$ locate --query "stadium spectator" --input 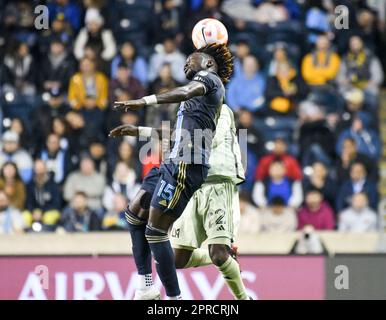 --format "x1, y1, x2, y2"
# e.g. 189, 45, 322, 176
81, 43, 110, 75
221, 0, 298, 24
68, 57, 108, 110
297, 188, 335, 231
60, 191, 101, 232
9, 118, 31, 152
39, 133, 72, 185
38, 12, 74, 56
252, 159, 303, 208
304, 0, 333, 44
108, 140, 140, 181
103, 161, 139, 211
102, 193, 128, 231
238, 192, 261, 235
148, 35, 186, 83
265, 45, 308, 115
255, 137, 302, 181
0, 131, 33, 183
303, 162, 336, 209
301, 34, 340, 87
63, 156, 106, 211
0, 162, 26, 211
110, 41, 148, 85
237, 108, 265, 192
336, 111, 381, 160
227, 55, 266, 112
337, 35, 383, 101
23, 160, 61, 232
298, 102, 335, 167
1, 0, 35, 42
150, 62, 181, 97
335, 137, 378, 183
64, 111, 92, 153
109, 62, 145, 106
147, 63, 181, 126
0, 190, 24, 235
338, 192, 377, 232
260, 196, 297, 232
267, 43, 296, 76
73, 8, 117, 62
78, 95, 106, 146
51, 117, 72, 154
106, 111, 141, 176
154, 0, 184, 44
221, 0, 257, 22
232, 40, 251, 78
334, 88, 373, 134
336, 162, 378, 212
32, 88, 70, 153
47, 0, 82, 31
39, 37, 76, 93
1, 41, 37, 105
88, 139, 107, 176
